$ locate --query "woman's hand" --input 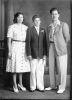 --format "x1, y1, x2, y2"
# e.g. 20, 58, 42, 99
28, 56, 32, 61
8, 38, 12, 59
8, 51, 12, 59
